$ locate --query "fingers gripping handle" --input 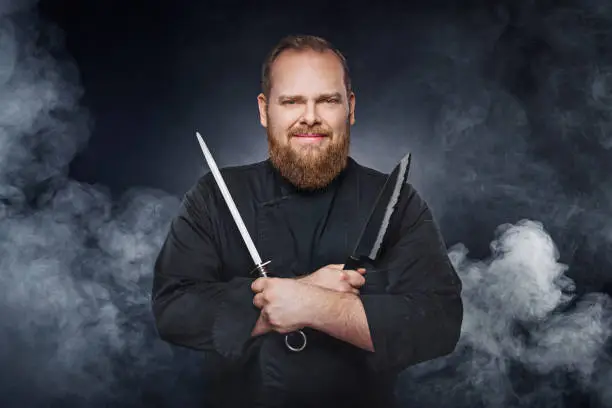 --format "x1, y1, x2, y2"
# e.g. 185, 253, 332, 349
343, 255, 367, 271
250, 261, 307, 352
